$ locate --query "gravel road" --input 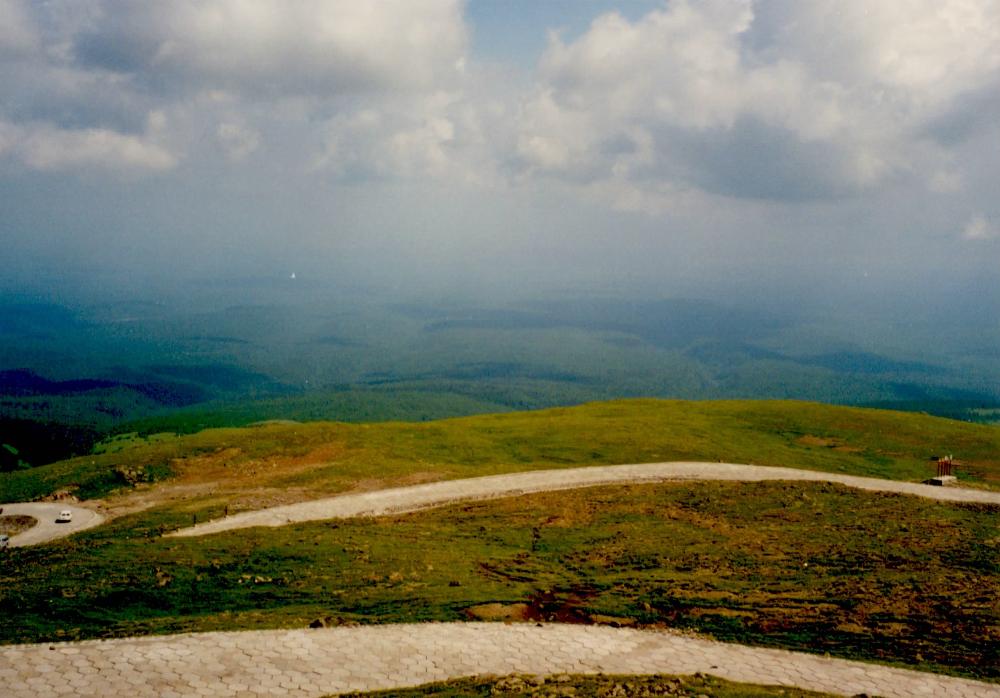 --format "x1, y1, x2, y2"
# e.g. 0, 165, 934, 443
169, 461, 1000, 538
0, 502, 104, 547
